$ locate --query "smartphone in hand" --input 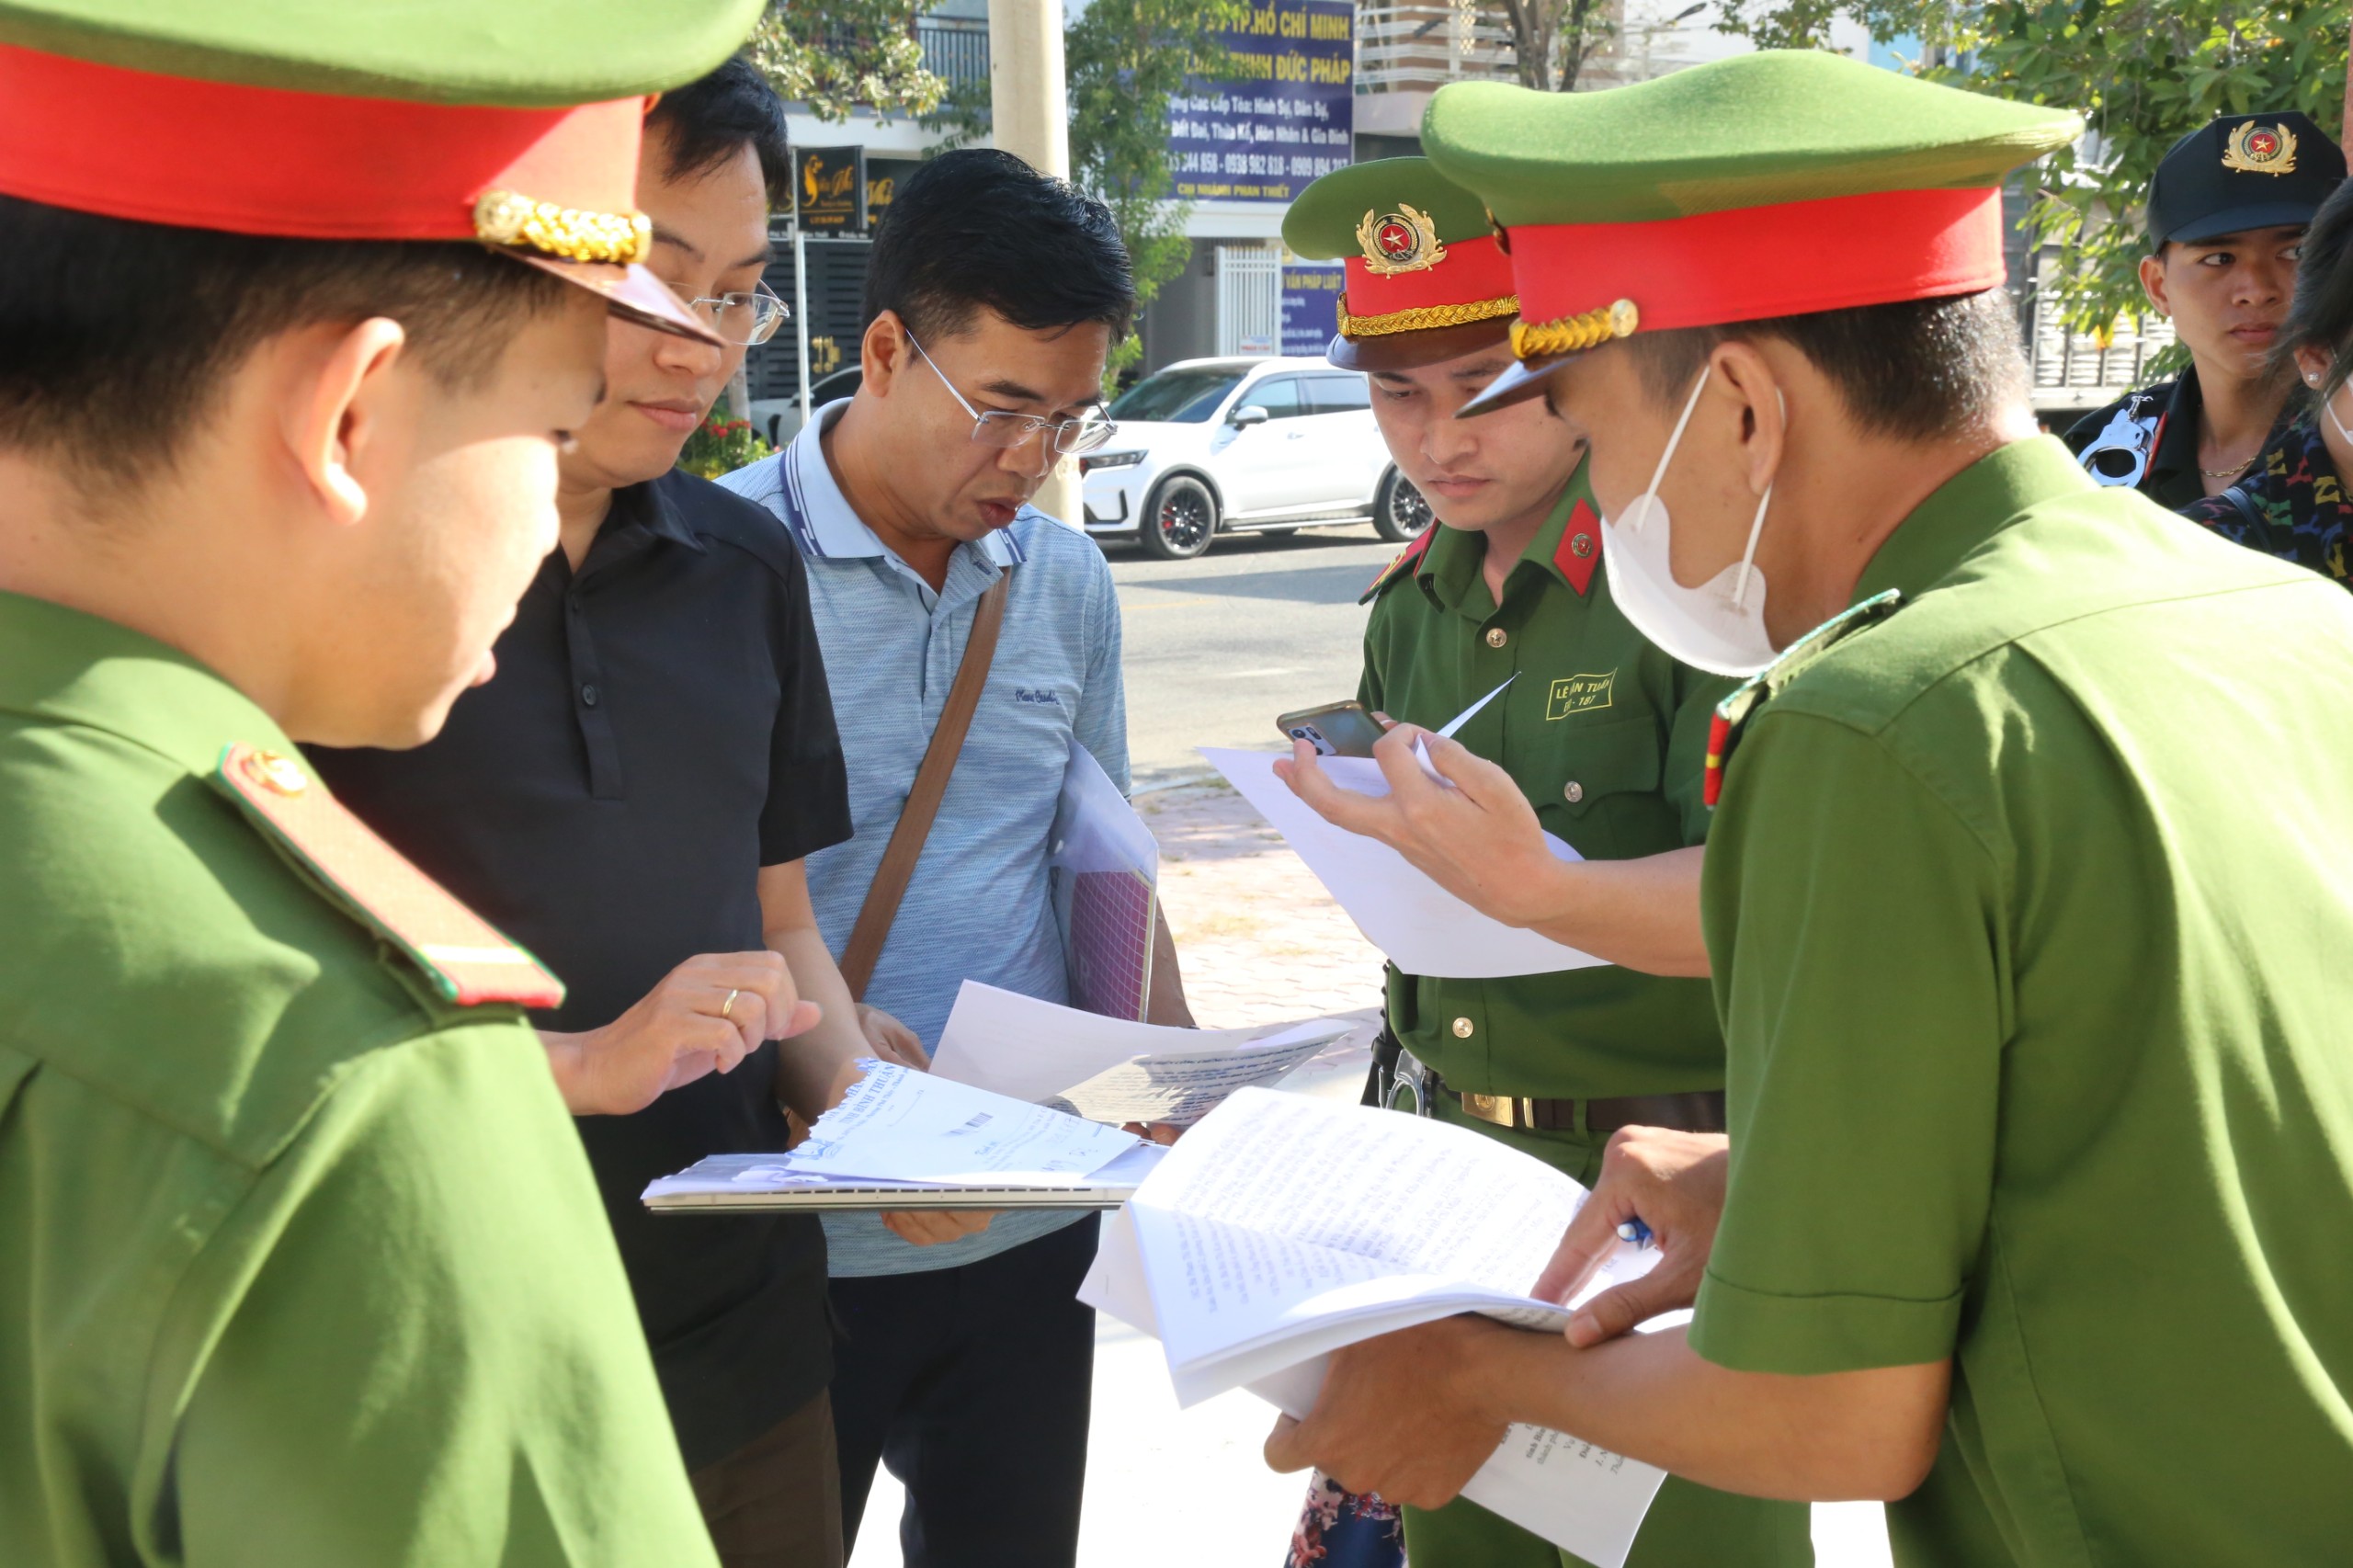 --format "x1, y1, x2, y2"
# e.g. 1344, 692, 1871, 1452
1275, 700, 1386, 758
